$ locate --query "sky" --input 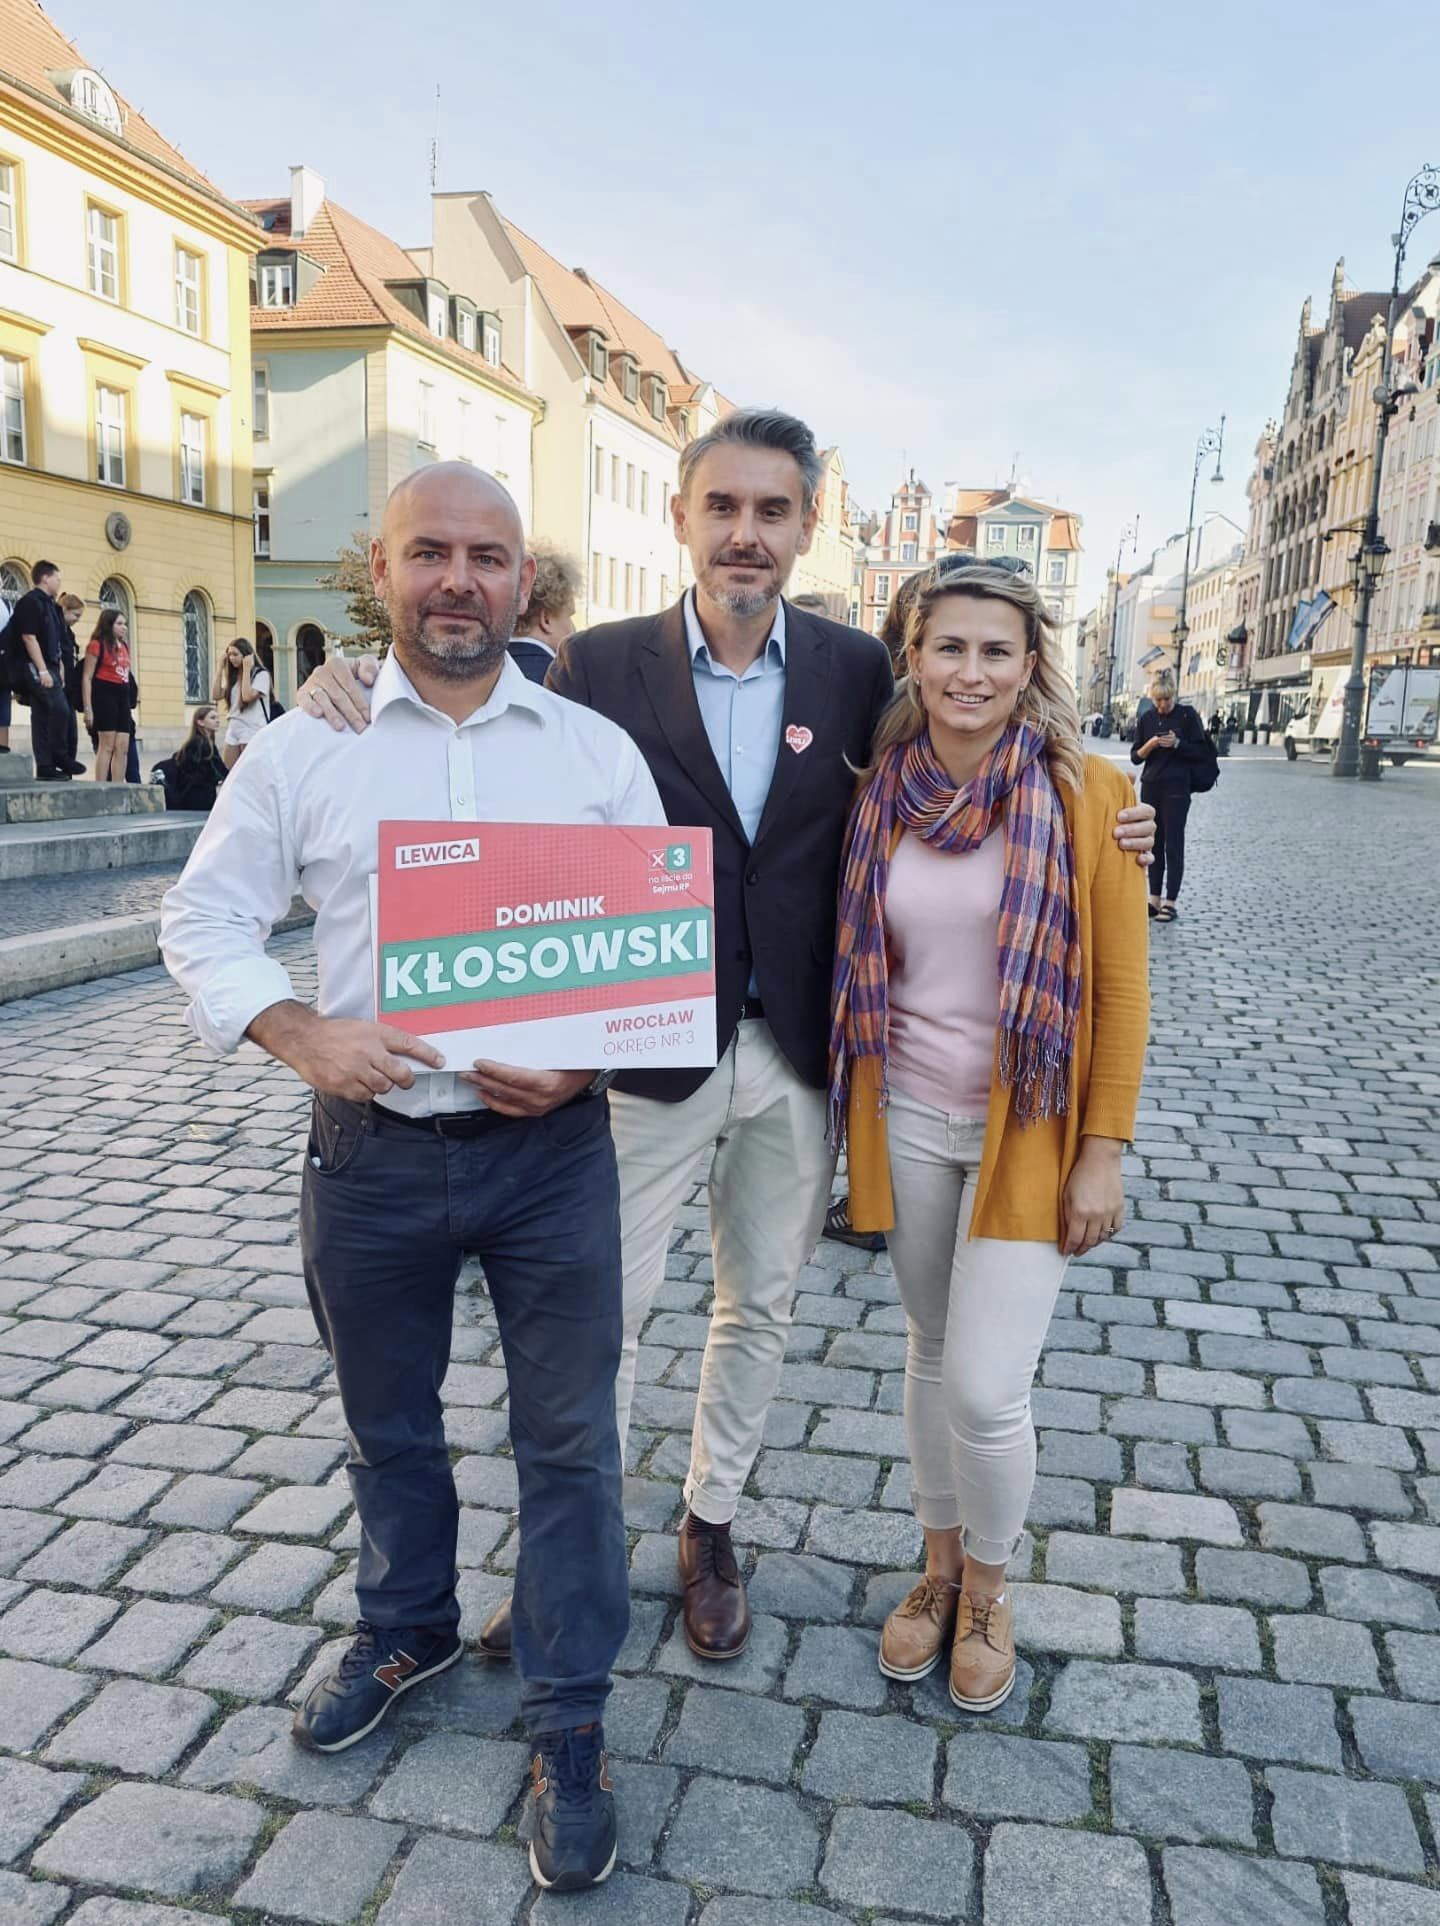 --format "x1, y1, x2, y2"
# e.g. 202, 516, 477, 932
54, 0, 1440, 609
